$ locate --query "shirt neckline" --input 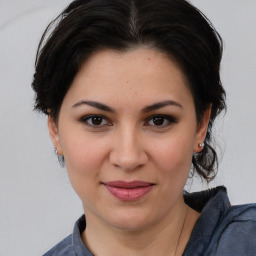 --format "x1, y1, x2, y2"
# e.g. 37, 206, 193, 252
72, 186, 230, 256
